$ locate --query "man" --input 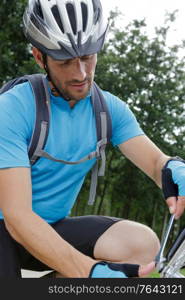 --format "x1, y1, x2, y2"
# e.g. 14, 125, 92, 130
0, 0, 185, 278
